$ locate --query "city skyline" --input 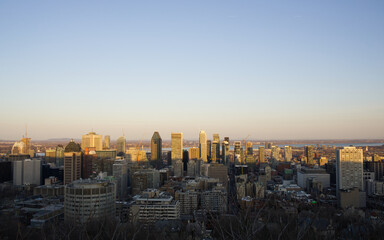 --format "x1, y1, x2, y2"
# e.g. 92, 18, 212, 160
1, 1, 383, 140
